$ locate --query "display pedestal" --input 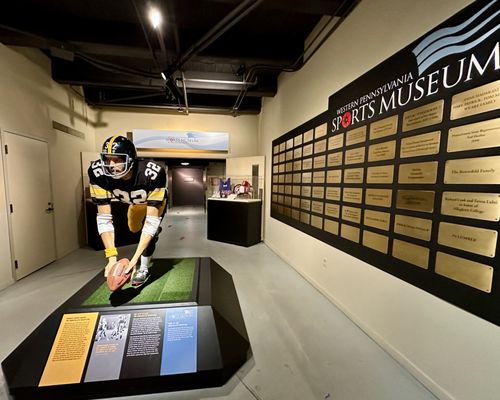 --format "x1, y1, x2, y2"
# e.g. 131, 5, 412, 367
207, 198, 262, 247
2, 258, 250, 400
